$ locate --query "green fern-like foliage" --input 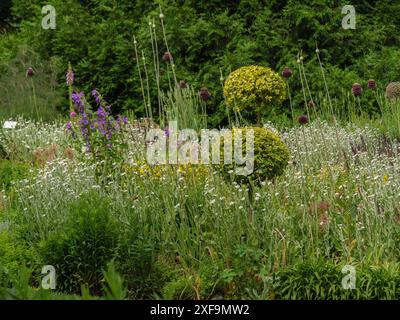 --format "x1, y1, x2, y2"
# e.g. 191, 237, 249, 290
223, 66, 286, 118
219, 126, 290, 183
